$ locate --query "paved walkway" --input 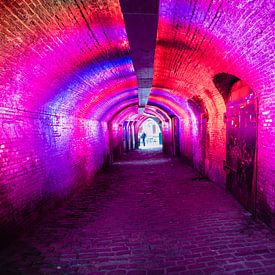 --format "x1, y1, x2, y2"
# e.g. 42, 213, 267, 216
1, 150, 275, 274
